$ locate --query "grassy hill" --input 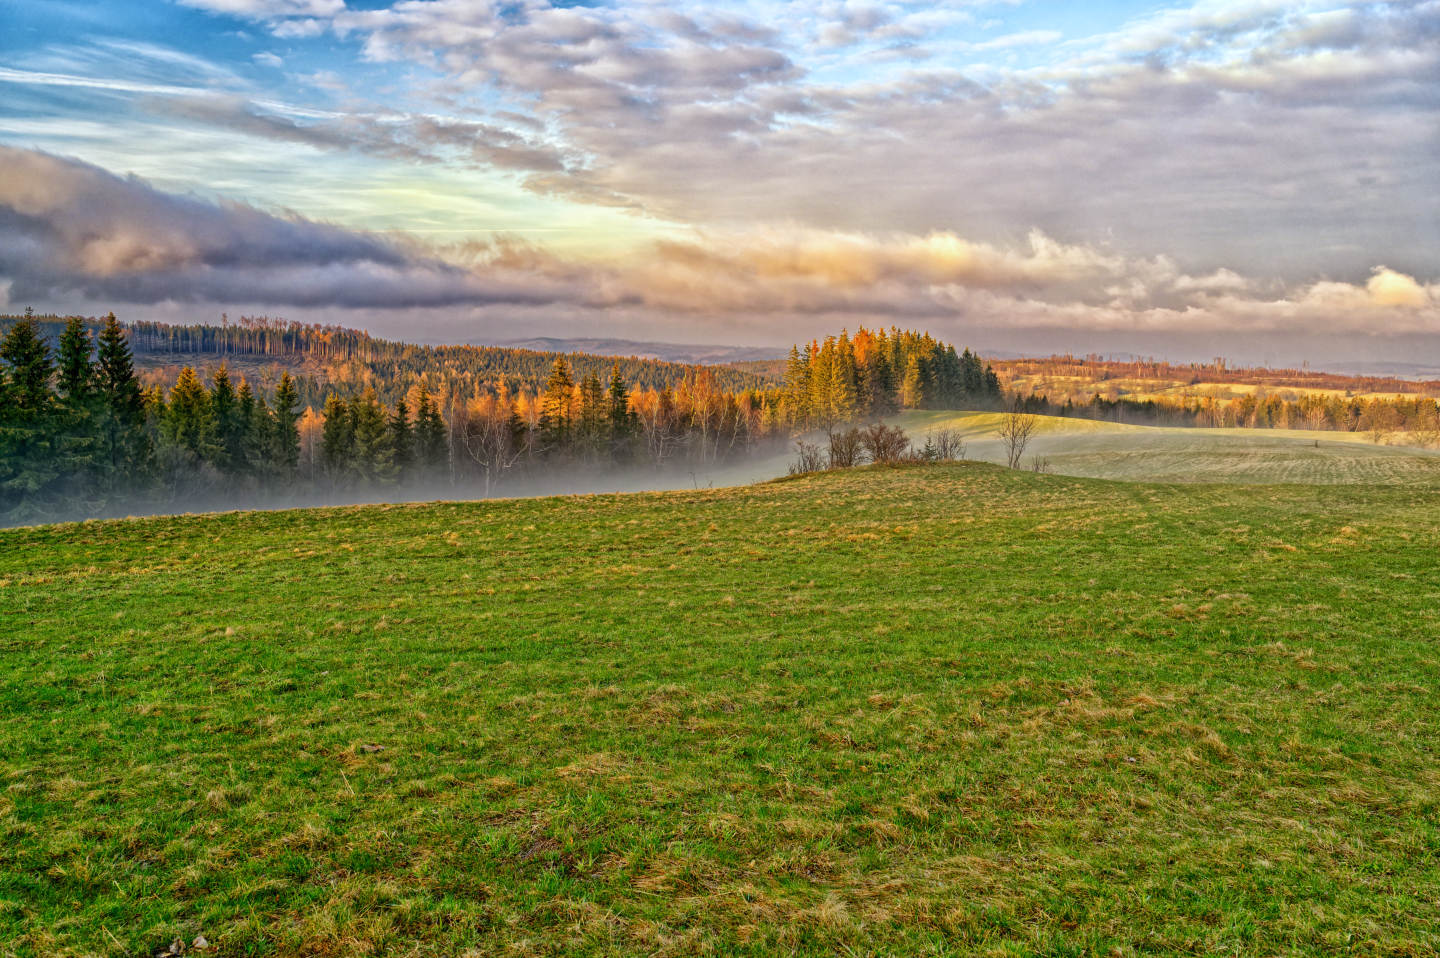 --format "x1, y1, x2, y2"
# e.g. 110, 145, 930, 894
4, 464, 1440, 954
